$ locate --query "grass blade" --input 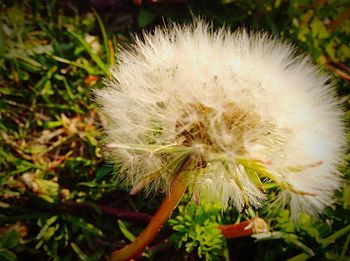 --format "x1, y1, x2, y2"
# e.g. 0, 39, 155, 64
93, 9, 111, 66
68, 30, 111, 77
